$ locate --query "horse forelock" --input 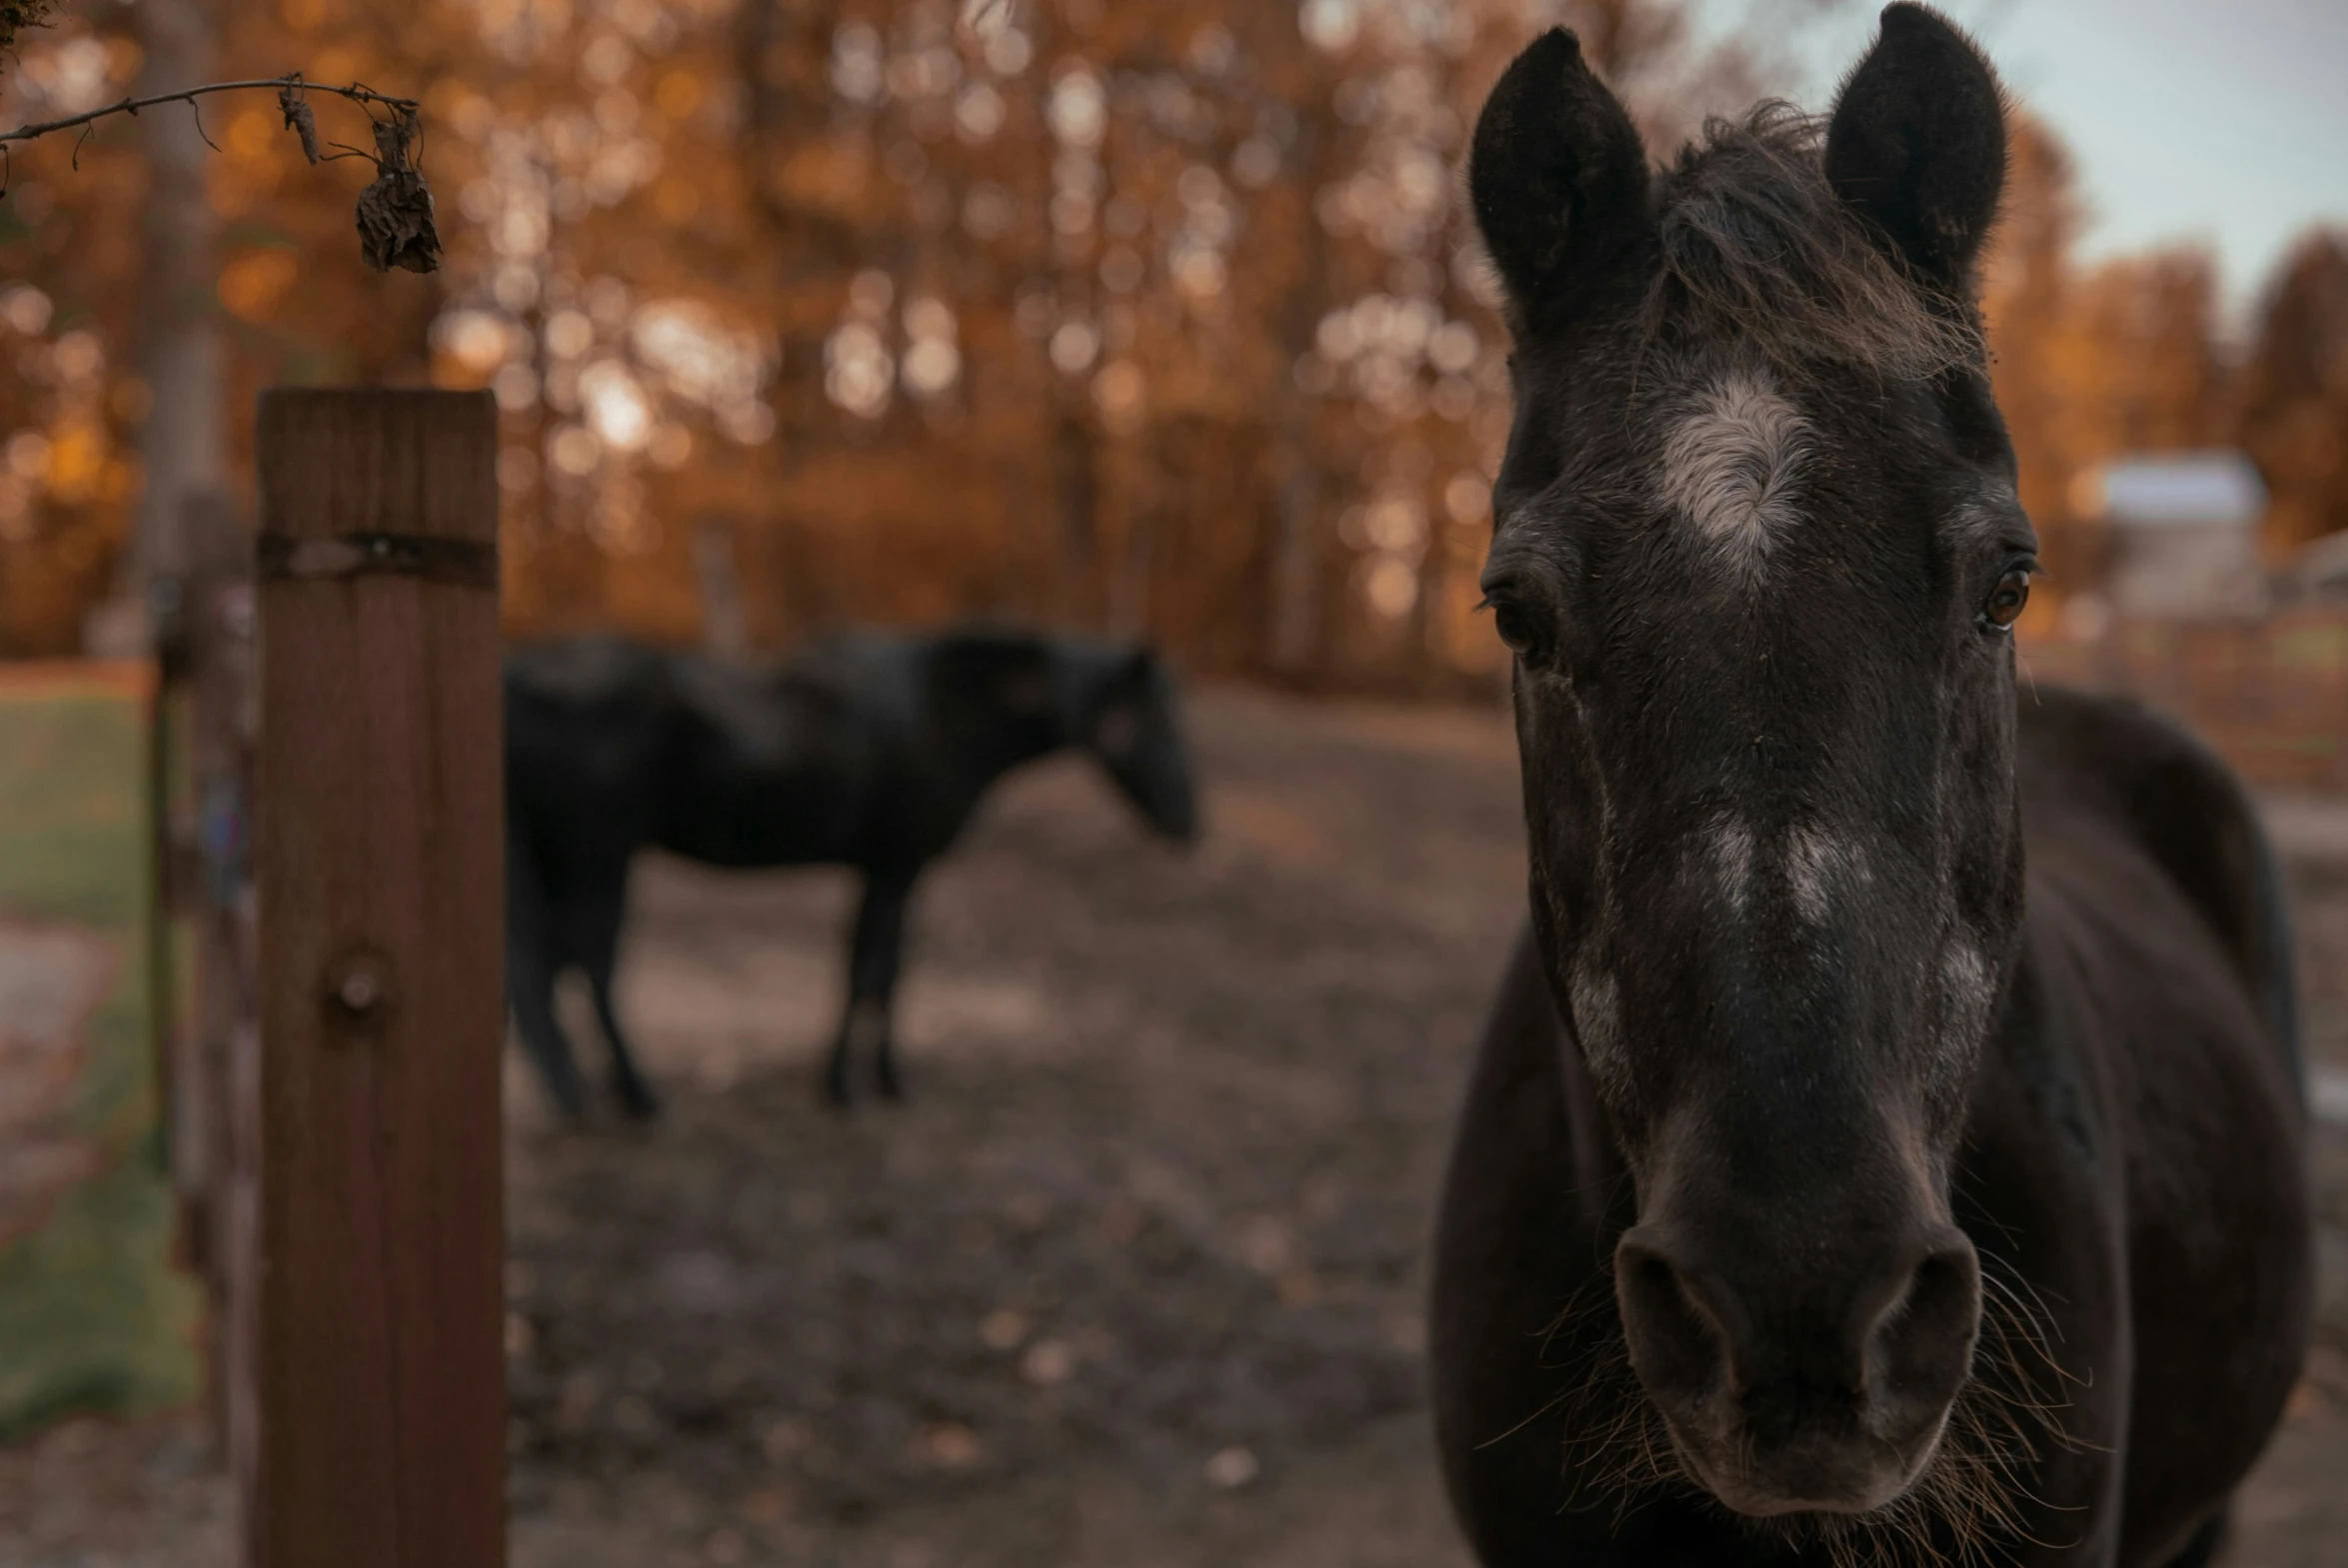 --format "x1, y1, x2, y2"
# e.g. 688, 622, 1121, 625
1645, 104, 1983, 384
